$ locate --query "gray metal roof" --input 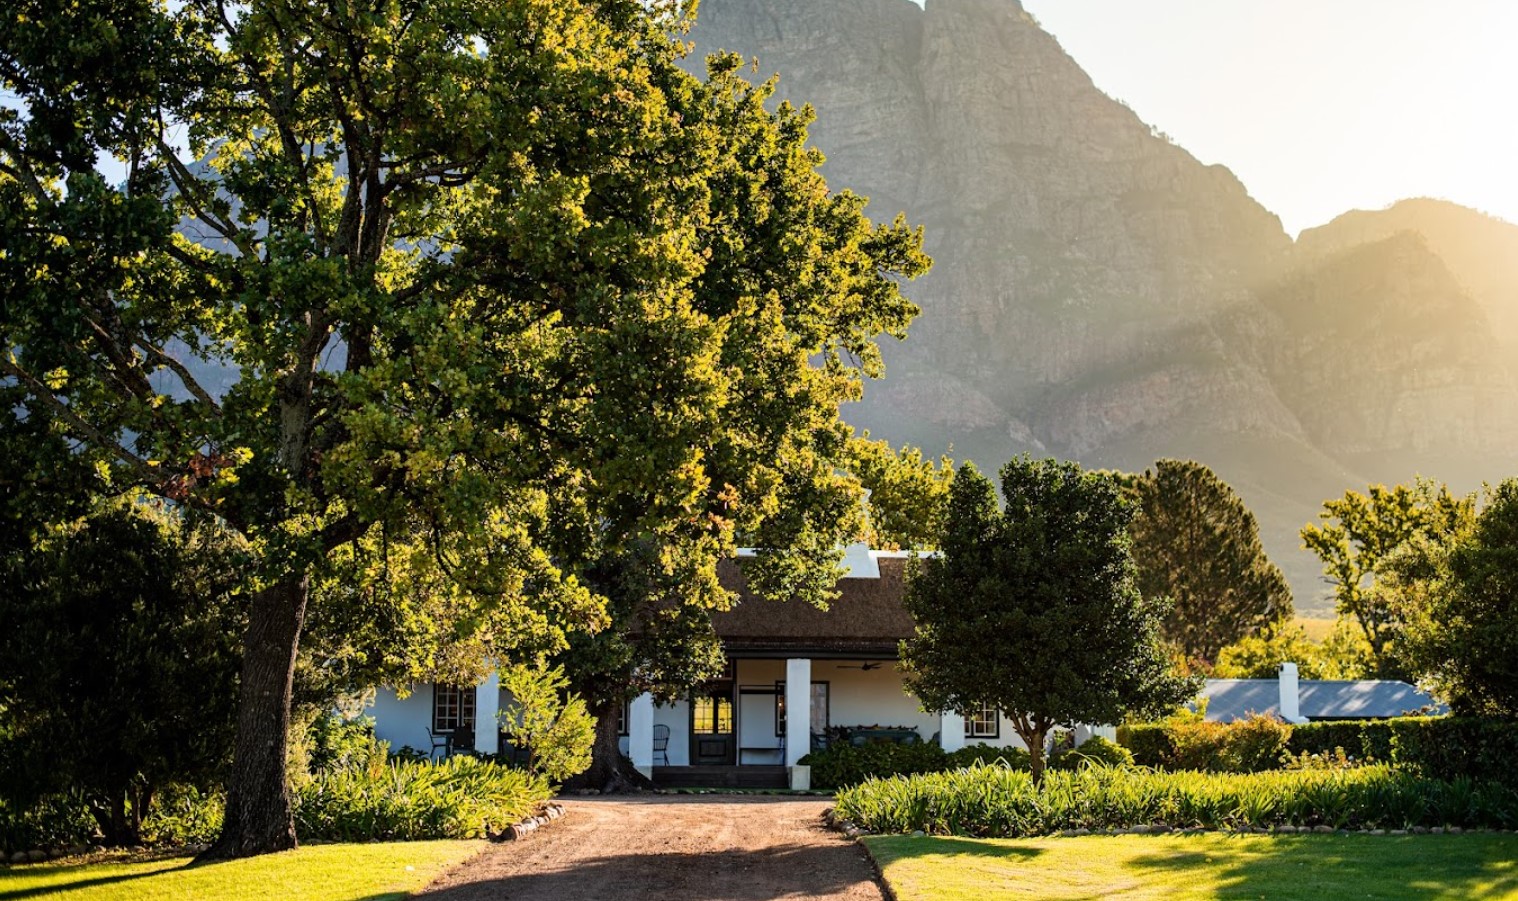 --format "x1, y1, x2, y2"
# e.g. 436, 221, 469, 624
1199, 679, 1446, 723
